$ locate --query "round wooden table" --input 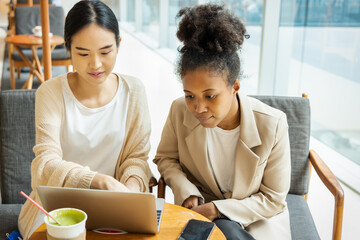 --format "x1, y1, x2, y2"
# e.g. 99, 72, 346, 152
5, 34, 64, 89
29, 203, 226, 240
